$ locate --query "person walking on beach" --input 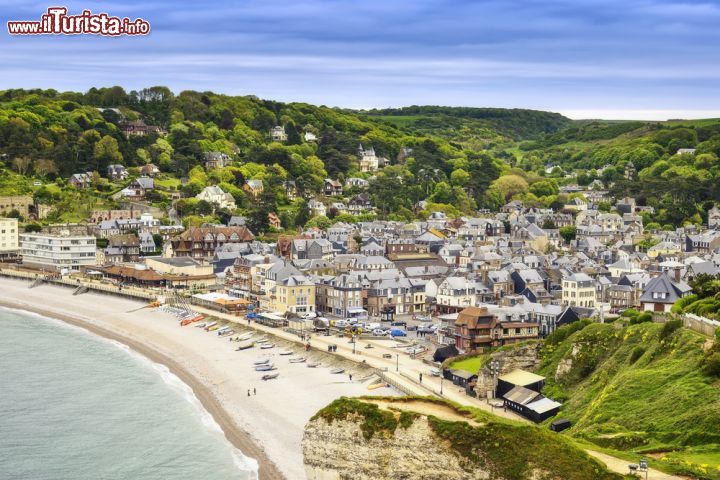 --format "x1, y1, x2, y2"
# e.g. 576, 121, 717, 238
419, 373, 423, 384
247, 389, 250, 396
253, 388, 256, 395
349, 373, 353, 382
